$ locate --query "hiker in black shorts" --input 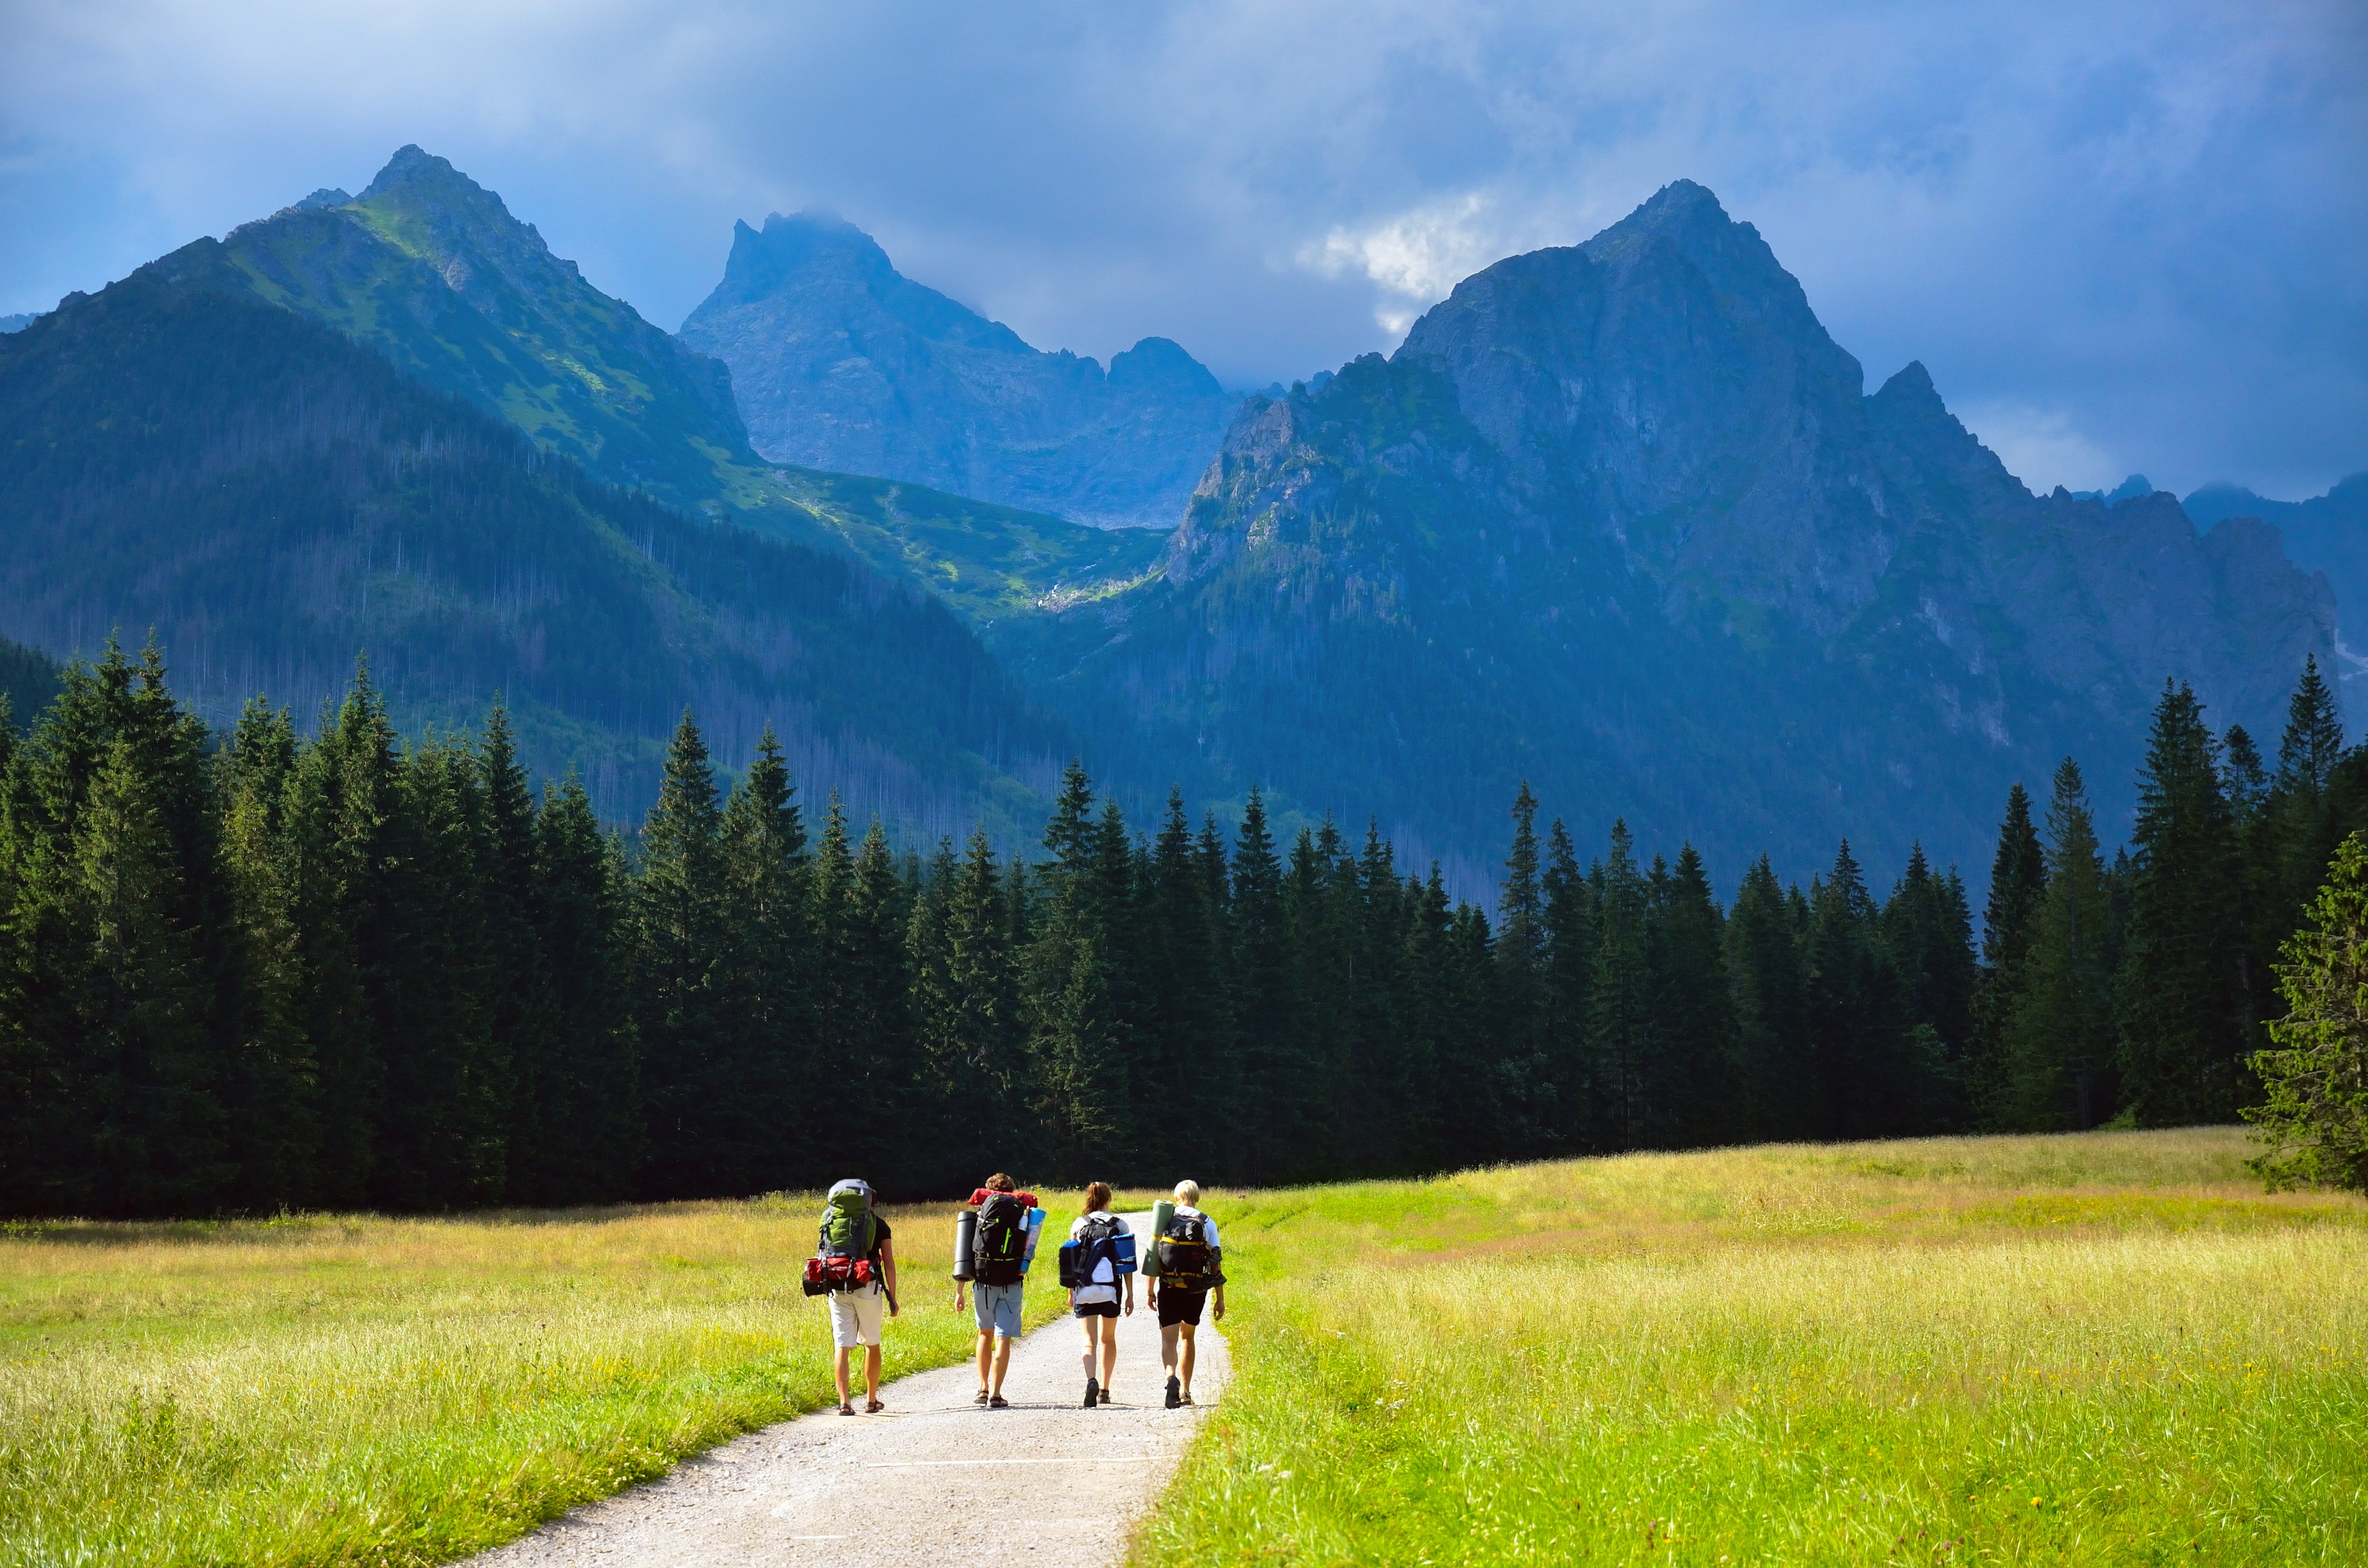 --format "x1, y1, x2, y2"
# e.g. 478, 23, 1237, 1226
1066, 1181, 1133, 1406
1146, 1180, 1224, 1408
